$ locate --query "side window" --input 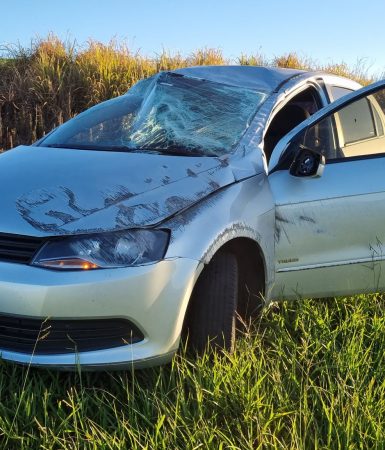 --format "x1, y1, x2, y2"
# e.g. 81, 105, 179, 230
297, 87, 385, 160
330, 86, 353, 101
337, 98, 376, 143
